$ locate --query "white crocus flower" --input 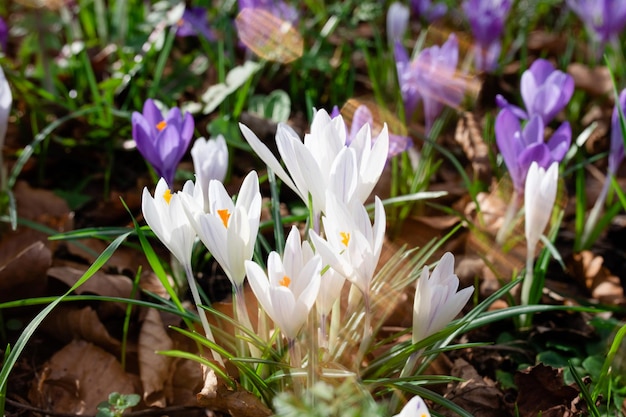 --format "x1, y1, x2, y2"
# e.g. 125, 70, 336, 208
0, 66, 10, 147
524, 161, 558, 254
412, 252, 474, 344
239, 109, 389, 220
182, 170, 261, 290
142, 178, 223, 364
245, 226, 321, 341
521, 161, 558, 313
142, 178, 197, 266
309, 194, 385, 300
191, 135, 229, 211
393, 395, 431, 417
